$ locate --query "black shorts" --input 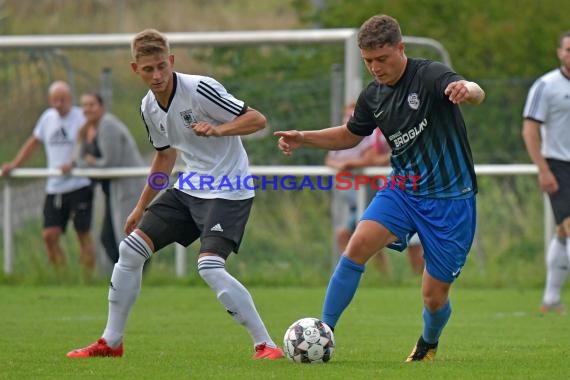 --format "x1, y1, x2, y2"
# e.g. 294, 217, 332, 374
138, 188, 253, 257
43, 185, 94, 233
547, 158, 570, 224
